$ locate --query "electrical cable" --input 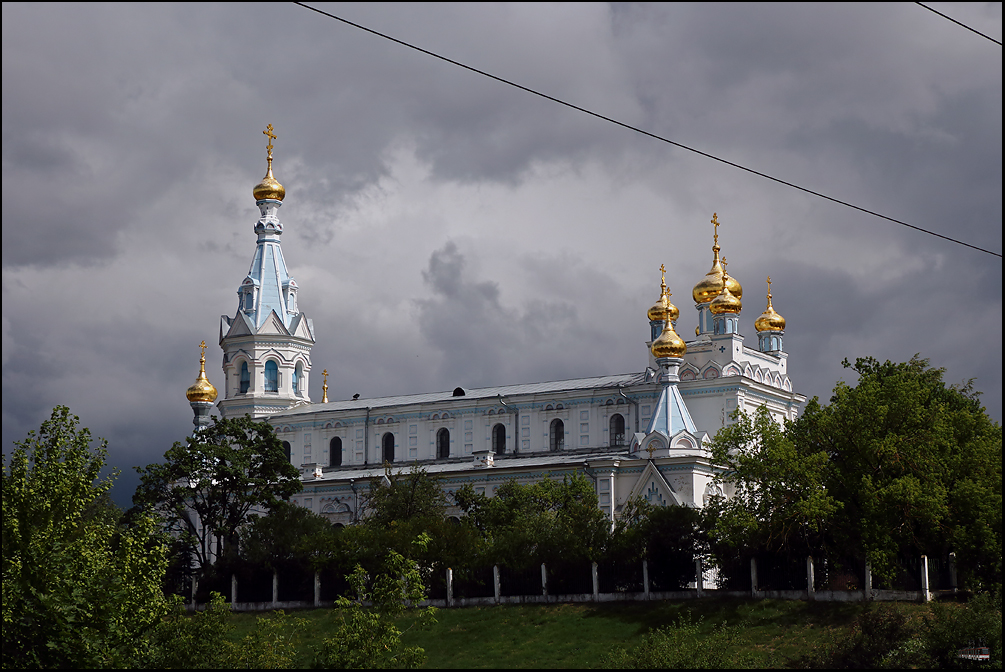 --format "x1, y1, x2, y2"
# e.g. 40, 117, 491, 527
916, 2, 1002, 46
293, 2, 1002, 259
